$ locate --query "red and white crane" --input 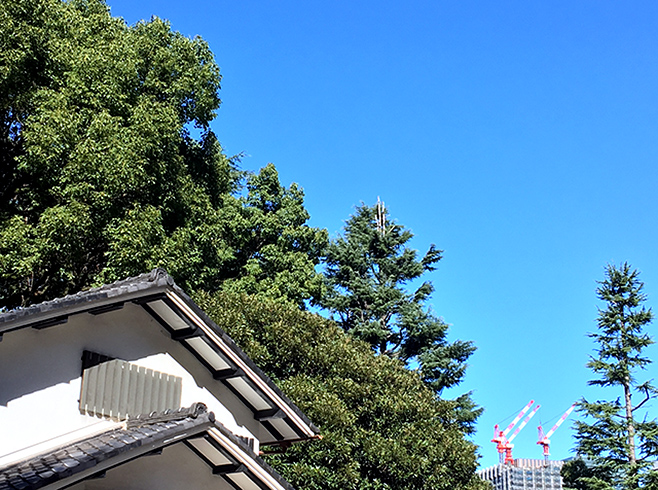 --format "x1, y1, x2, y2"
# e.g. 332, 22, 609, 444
502, 403, 541, 464
537, 404, 576, 462
492, 400, 538, 464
